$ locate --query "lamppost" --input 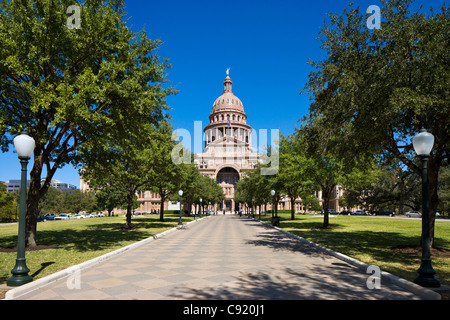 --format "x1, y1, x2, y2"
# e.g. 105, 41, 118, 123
199, 198, 202, 218
412, 129, 440, 288
252, 198, 255, 218
7, 132, 35, 287
271, 190, 277, 226
178, 190, 183, 226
